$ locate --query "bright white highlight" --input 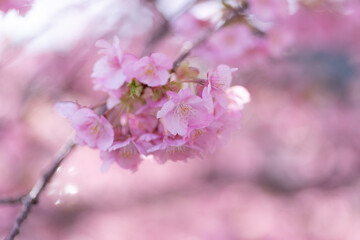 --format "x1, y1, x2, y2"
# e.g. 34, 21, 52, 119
64, 184, 78, 195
